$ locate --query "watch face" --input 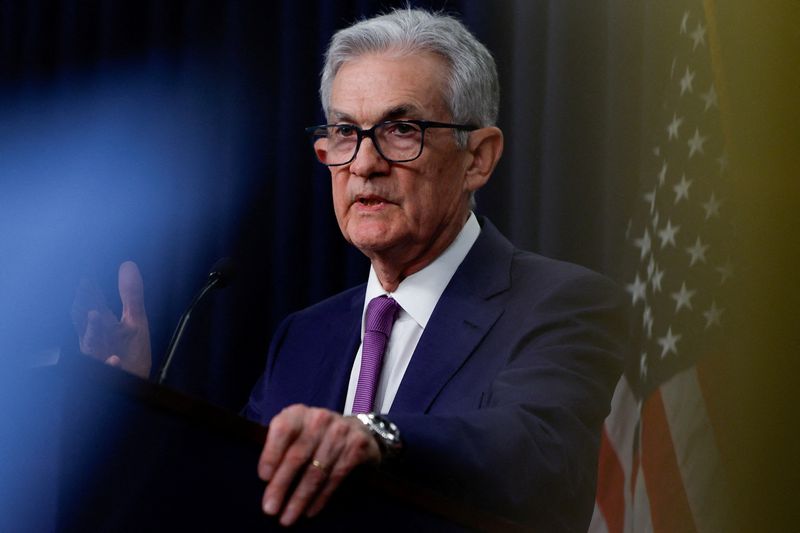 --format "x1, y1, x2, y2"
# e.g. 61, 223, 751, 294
375, 423, 392, 439
357, 413, 402, 457
372, 416, 400, 445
